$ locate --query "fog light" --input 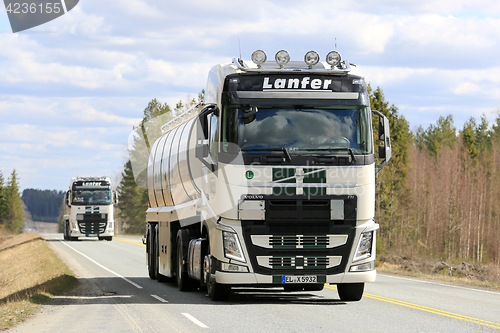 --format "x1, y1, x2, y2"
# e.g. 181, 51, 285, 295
251, 50, 267, 67
76, 214, 84, 221
275, 50, 290, 68
304, 50, 320, 68
221, 262, 249, 272
349, 261, 375, 272
326, 51, 341, 68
